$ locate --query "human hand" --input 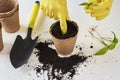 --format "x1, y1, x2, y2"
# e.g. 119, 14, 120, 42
84, 0, 113, 20
40, 0, 70, 34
